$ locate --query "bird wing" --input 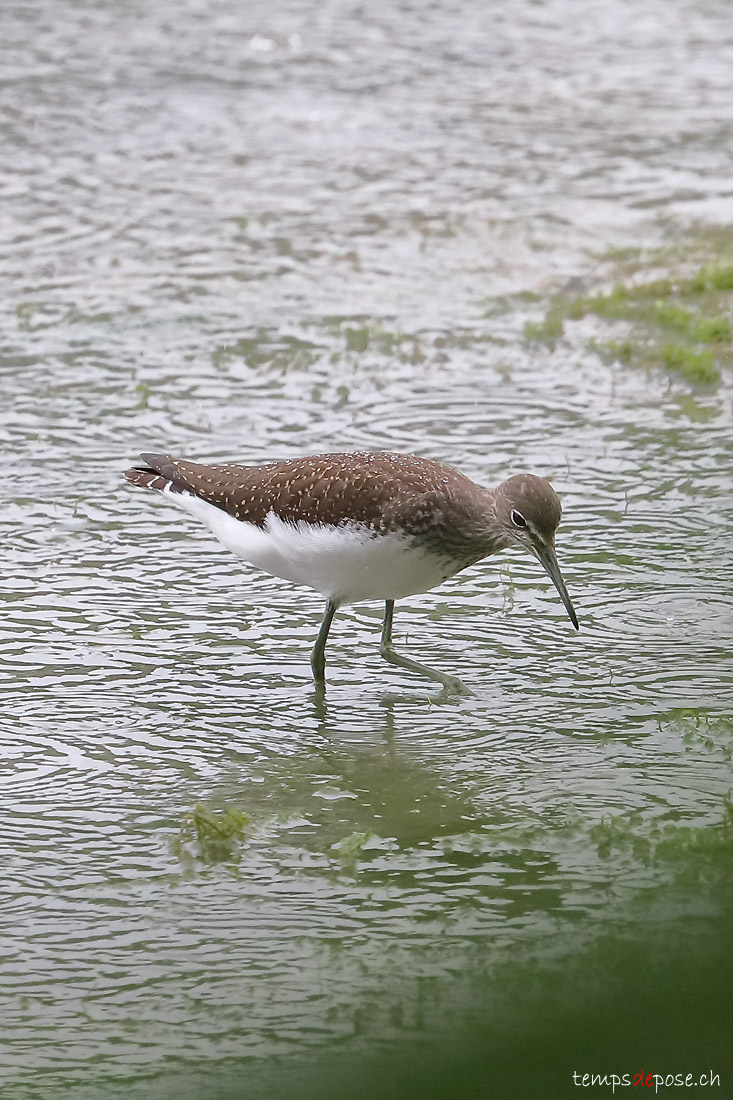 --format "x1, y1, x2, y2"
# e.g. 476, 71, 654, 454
123, 451, 462, 532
